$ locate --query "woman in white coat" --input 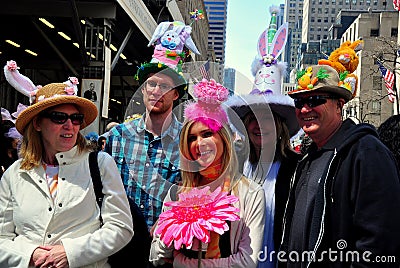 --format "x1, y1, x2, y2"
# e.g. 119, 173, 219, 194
0, 61, 133, 268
